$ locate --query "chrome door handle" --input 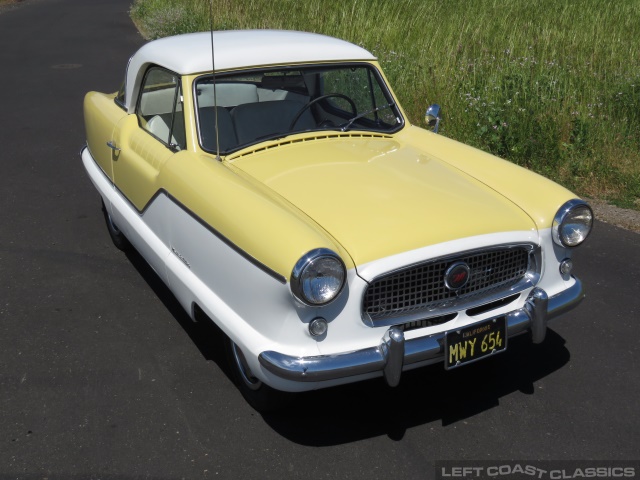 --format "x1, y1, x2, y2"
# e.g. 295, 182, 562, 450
106, 141, 121, 152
